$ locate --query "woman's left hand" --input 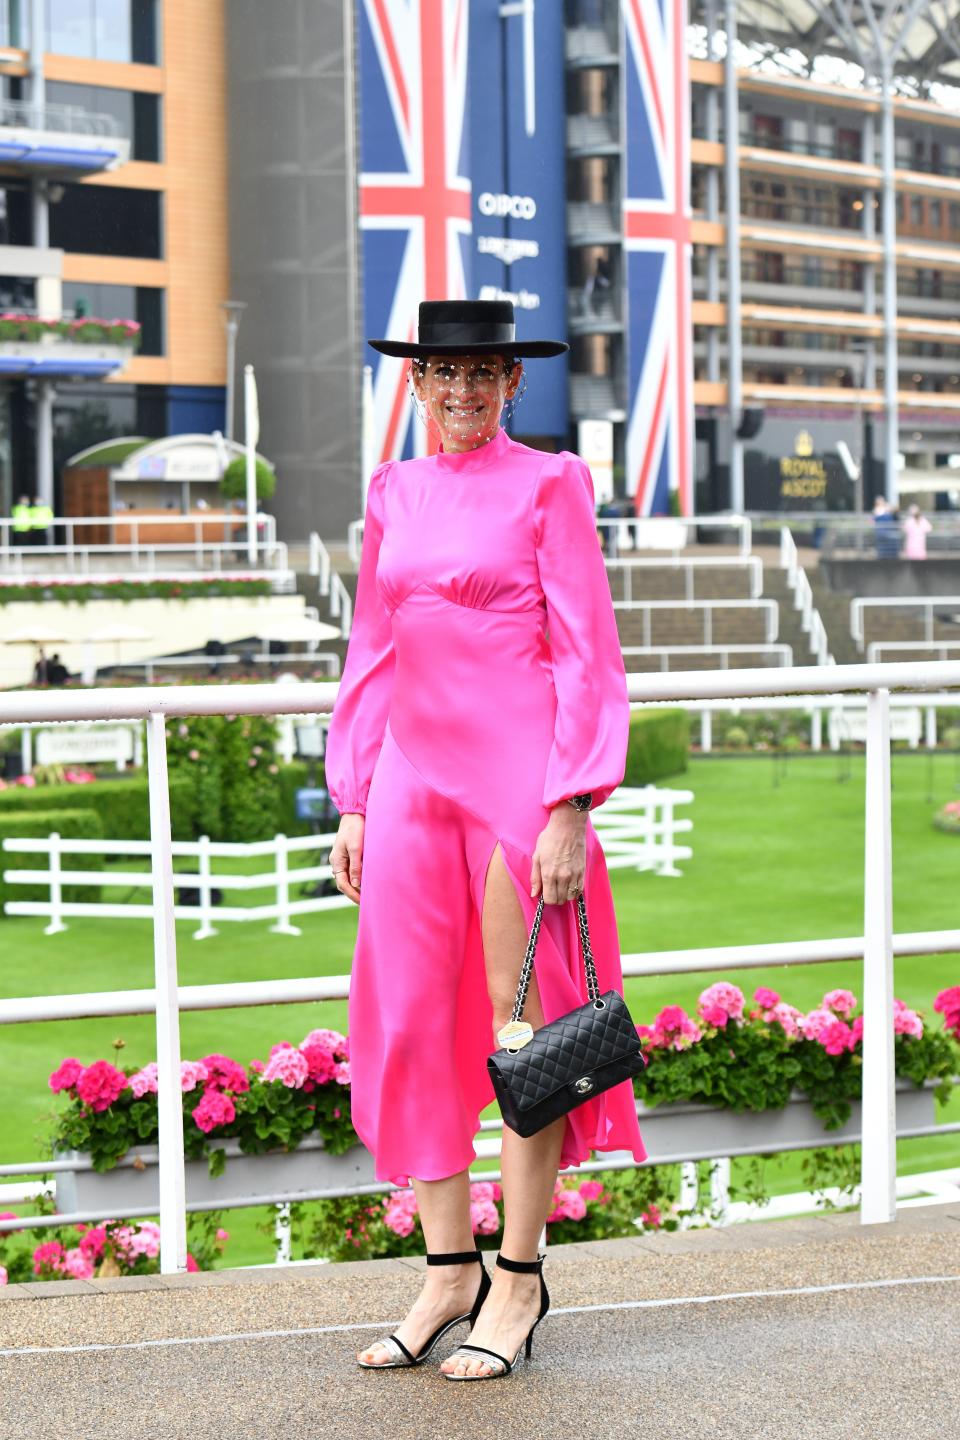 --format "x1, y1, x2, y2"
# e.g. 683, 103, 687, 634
530, 805, 587, 904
